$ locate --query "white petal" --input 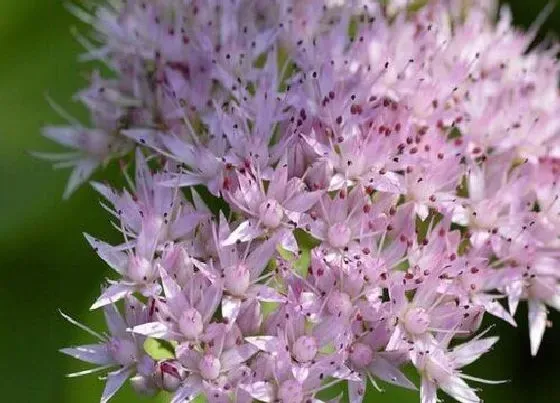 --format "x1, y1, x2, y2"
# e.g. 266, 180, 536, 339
59, 310, 104, 341
420, 377, 437, 403
222, 220, 260, 246
222, 296, 242, 323
450, 336, 499, 368
90, 284, 133, 310
244, 336, 278, 353
439, 375, 480, 403
239, 381, 275, 402
528, 299, 548, 356
129, 322, 169, 339
292, 365, 309, 383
